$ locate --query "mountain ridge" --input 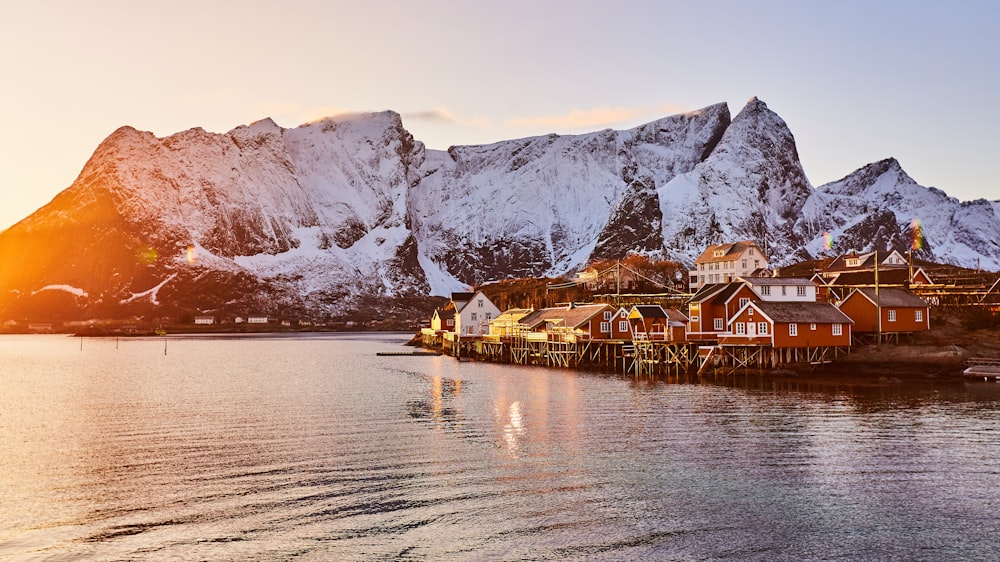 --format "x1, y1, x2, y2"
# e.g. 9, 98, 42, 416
1, 98, 997, 321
